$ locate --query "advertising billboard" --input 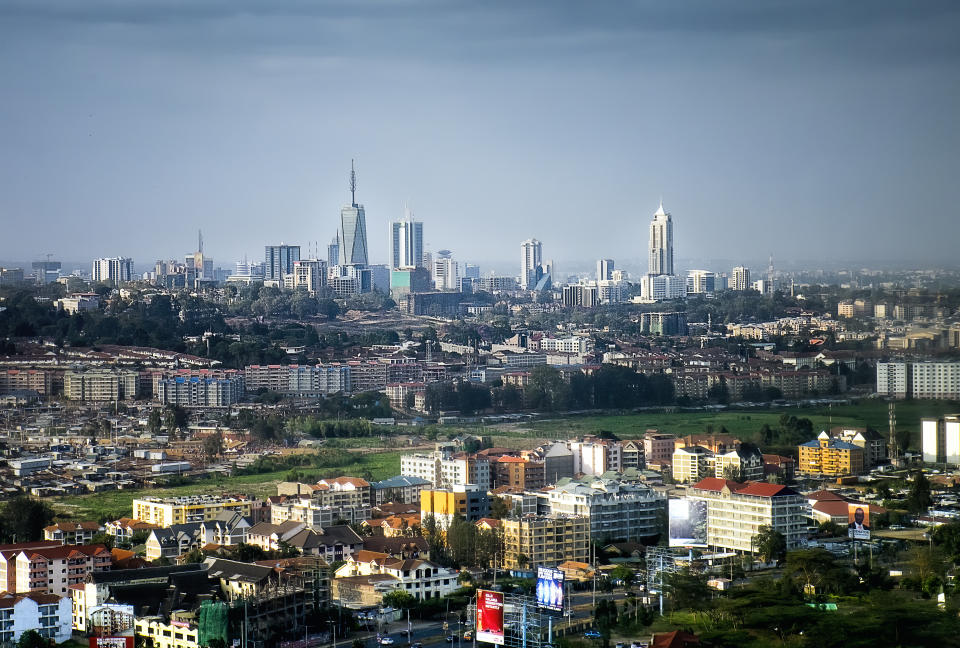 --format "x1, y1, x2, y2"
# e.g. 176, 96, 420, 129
89, 638, 134, 648
847, 502, 870, 540
668, 498, 708, 547
476, 589, 505, 645
535, 566, 564, 613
